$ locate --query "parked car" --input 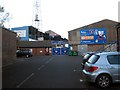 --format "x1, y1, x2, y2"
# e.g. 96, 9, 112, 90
16, 50, 33, 57
81, 52, 95, 69
82, 52, 120, 88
